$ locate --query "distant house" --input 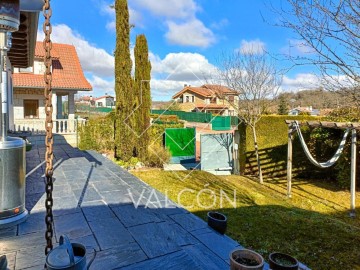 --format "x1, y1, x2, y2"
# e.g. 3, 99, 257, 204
172, 84, 238, 116
76, 96, 95, 106
94, 95, 115, 108
289, 106, 320, 116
